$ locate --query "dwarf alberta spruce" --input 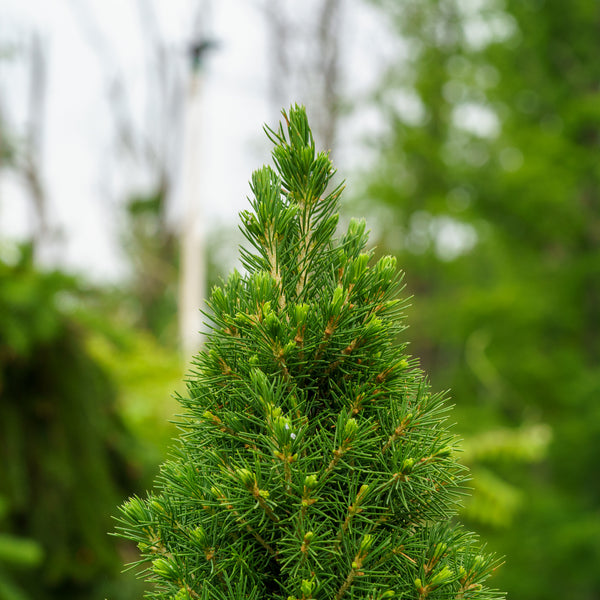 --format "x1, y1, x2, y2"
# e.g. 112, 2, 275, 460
117, 106, 505, 600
